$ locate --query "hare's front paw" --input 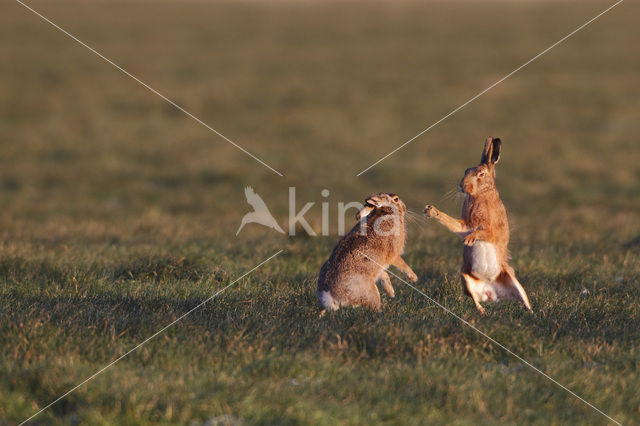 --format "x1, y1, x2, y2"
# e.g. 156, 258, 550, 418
423, 205, 439, 218
464, 233, 478, 246
406, 271, 418, 282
